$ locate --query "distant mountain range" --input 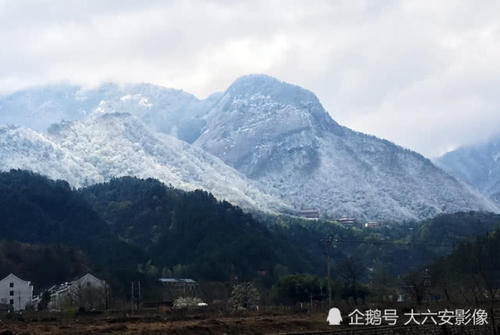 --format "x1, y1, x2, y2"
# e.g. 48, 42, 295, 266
436, 136, 500, 205
0, 75, 497, 221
